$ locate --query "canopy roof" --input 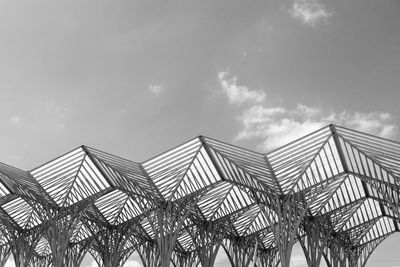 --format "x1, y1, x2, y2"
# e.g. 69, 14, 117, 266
0, 124, 399, 255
